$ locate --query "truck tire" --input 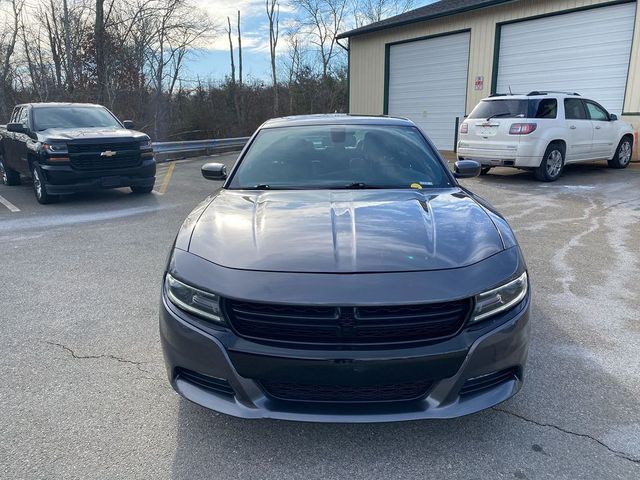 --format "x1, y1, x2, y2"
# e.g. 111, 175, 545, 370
608, 137, 632, 169
31, 164, 59, 204
130, 185, 154, 194
534, 143, 565, 182
0, 155, 21, 186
